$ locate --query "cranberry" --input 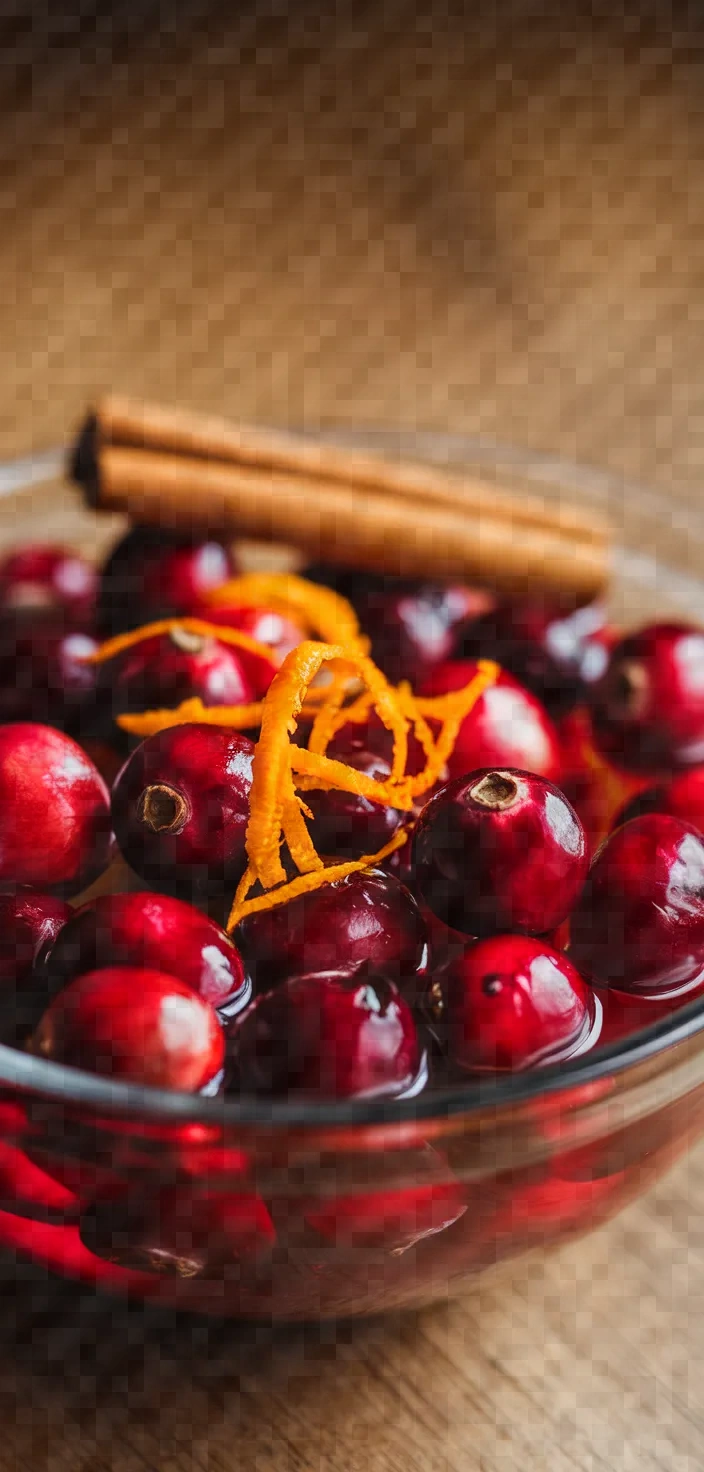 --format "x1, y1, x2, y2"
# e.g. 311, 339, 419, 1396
0, 612, 98, 731
0, 724, 111, 894
590, 622, 704, 771
111, 723, 254, 893
45, 891, 249, 1015
419, 661, 561, 781
302, 742, 404, 860
433, 935, 594, 1072
97, 525, 234, 636
229, 966, 422, 1099
612, 766, 704, 834
0, 545, 97, 625
413, 769, 587, 937
80, 1186, 275, 1275
193, 600, 304, 663
237, 868, 427, 997
101, 625, 261, 720
33, 966, 224, 1090
0, 891, 70, 1039
570, 815, 704, 993
597, 977, 704, 1047
457, 599, 607, 716
356, 580, 494, 685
